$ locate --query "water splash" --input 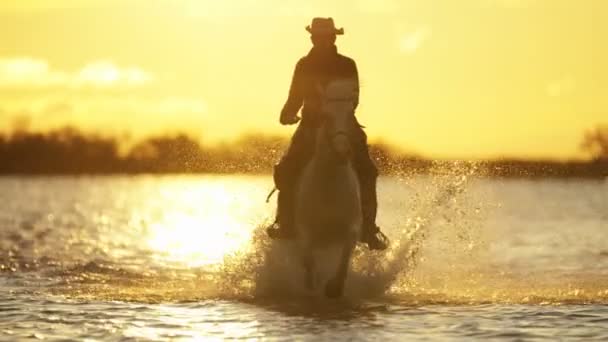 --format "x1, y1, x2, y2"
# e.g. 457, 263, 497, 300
215, 161, 483, 300
214, 163, 608, 305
